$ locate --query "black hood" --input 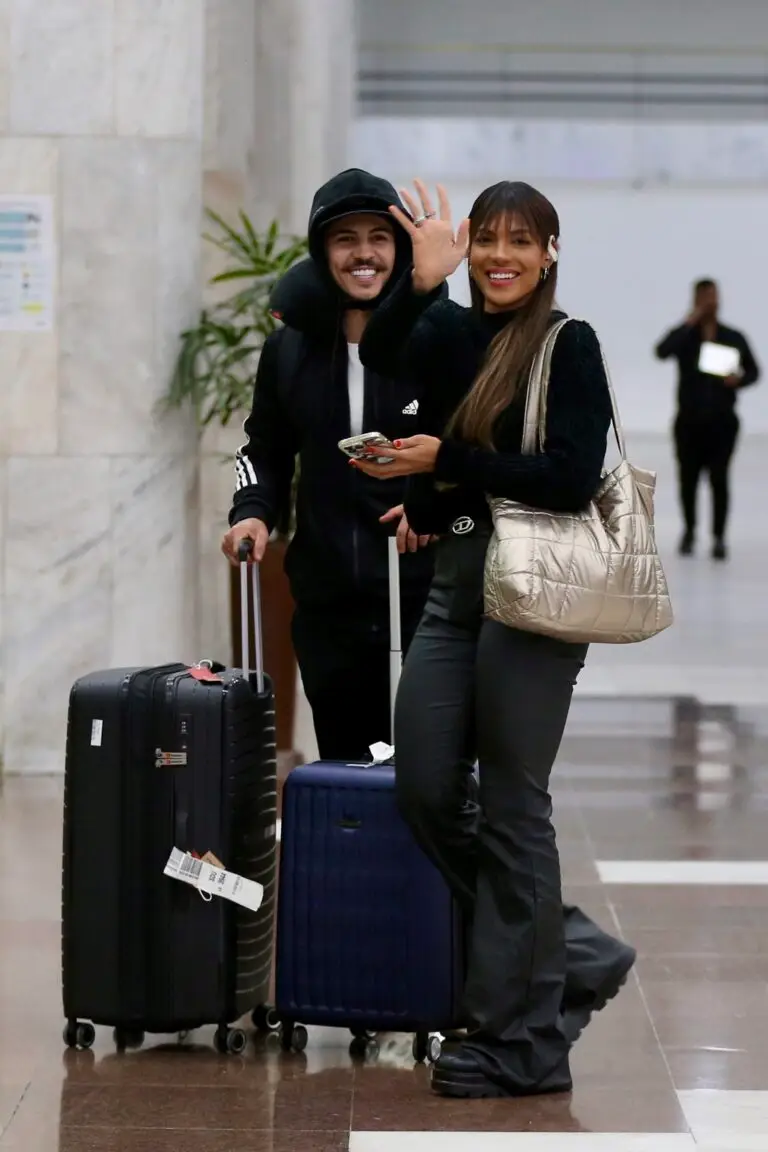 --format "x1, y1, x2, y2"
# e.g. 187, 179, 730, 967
305, 168, 410, 264
270, 168, 413, 341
